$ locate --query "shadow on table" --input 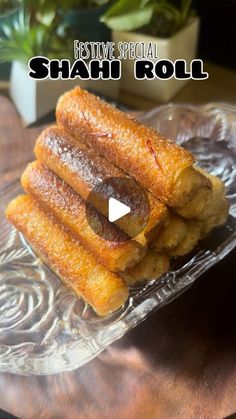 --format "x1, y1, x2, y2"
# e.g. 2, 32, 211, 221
116, 249, 236, 367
